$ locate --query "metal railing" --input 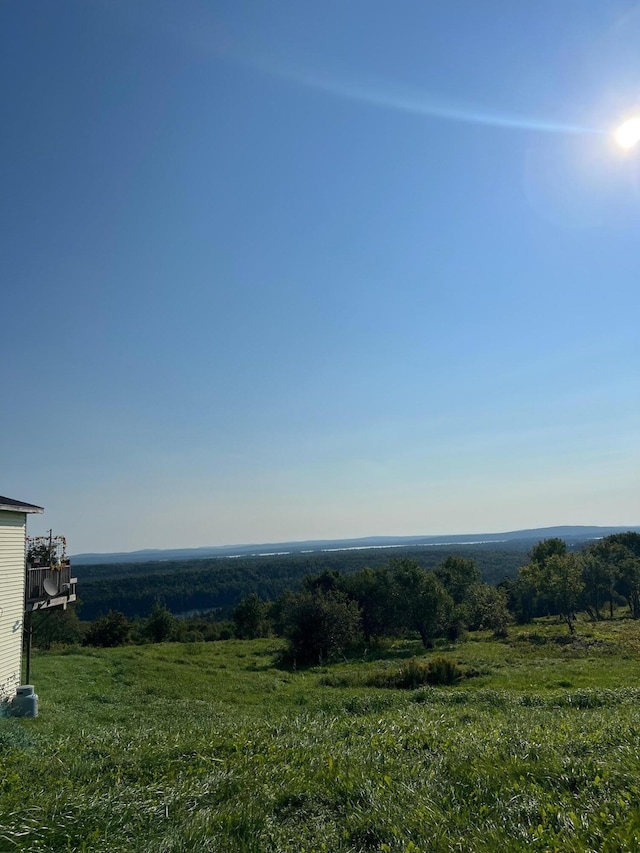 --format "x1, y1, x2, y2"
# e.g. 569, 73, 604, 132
25, 562, 75, 603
